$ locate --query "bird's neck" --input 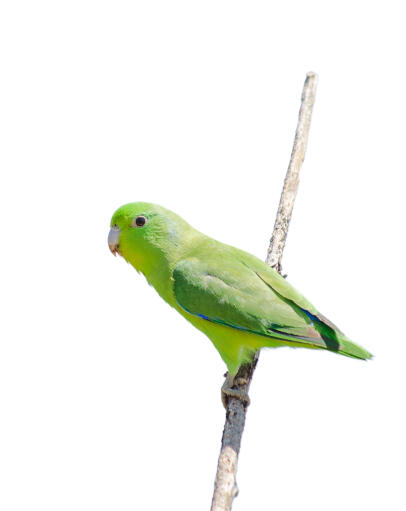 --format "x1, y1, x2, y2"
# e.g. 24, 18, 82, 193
141, 252, 175, 303
126, 230, 199, 304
